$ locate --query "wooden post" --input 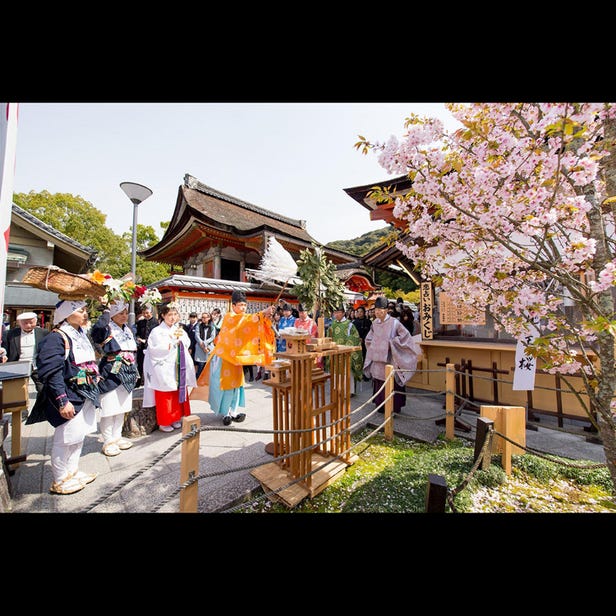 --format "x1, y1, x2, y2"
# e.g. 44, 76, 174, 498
425, 474, 447, 512
445, 363, 455, 440
502, 407, 512, 476
317, 316, 325, 338
474, 416, 493, 470
179, 414, 201, 513
384, 364, 394, 441
10, 411, 22, 463
480, 405, 526, 476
